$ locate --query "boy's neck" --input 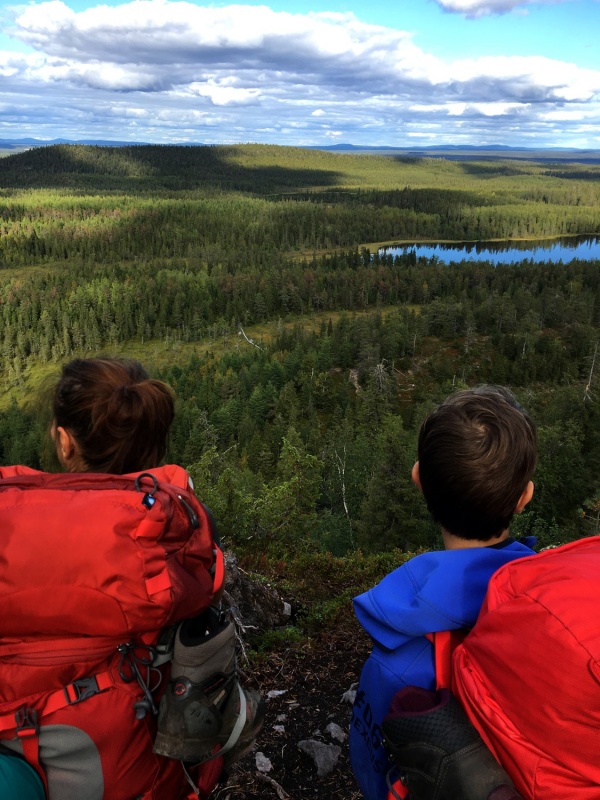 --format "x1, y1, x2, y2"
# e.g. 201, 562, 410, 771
442, 527, 510, 550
